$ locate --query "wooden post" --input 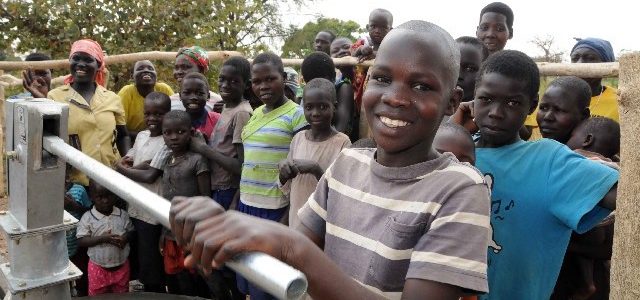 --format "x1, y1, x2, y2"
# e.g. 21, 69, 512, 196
610, 52, 640, 299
